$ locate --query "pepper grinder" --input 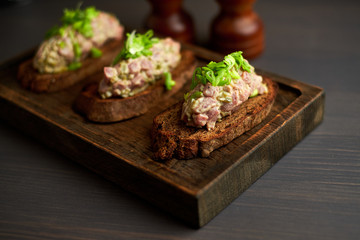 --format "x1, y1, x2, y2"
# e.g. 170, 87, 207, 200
144, 0, 195, 43
210, 0, 264, 59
